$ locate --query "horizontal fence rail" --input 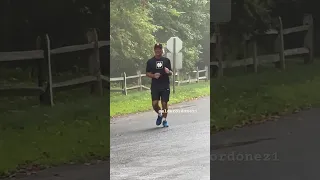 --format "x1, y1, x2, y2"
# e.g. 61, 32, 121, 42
0, 42, 110, 62
0, 28, 110, 106
210, 14, 314, 77
110, 66, 209, 95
